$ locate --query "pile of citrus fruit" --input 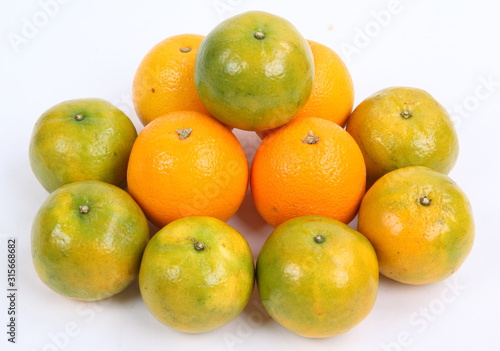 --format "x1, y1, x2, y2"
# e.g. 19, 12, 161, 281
29, 10, 474, 338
